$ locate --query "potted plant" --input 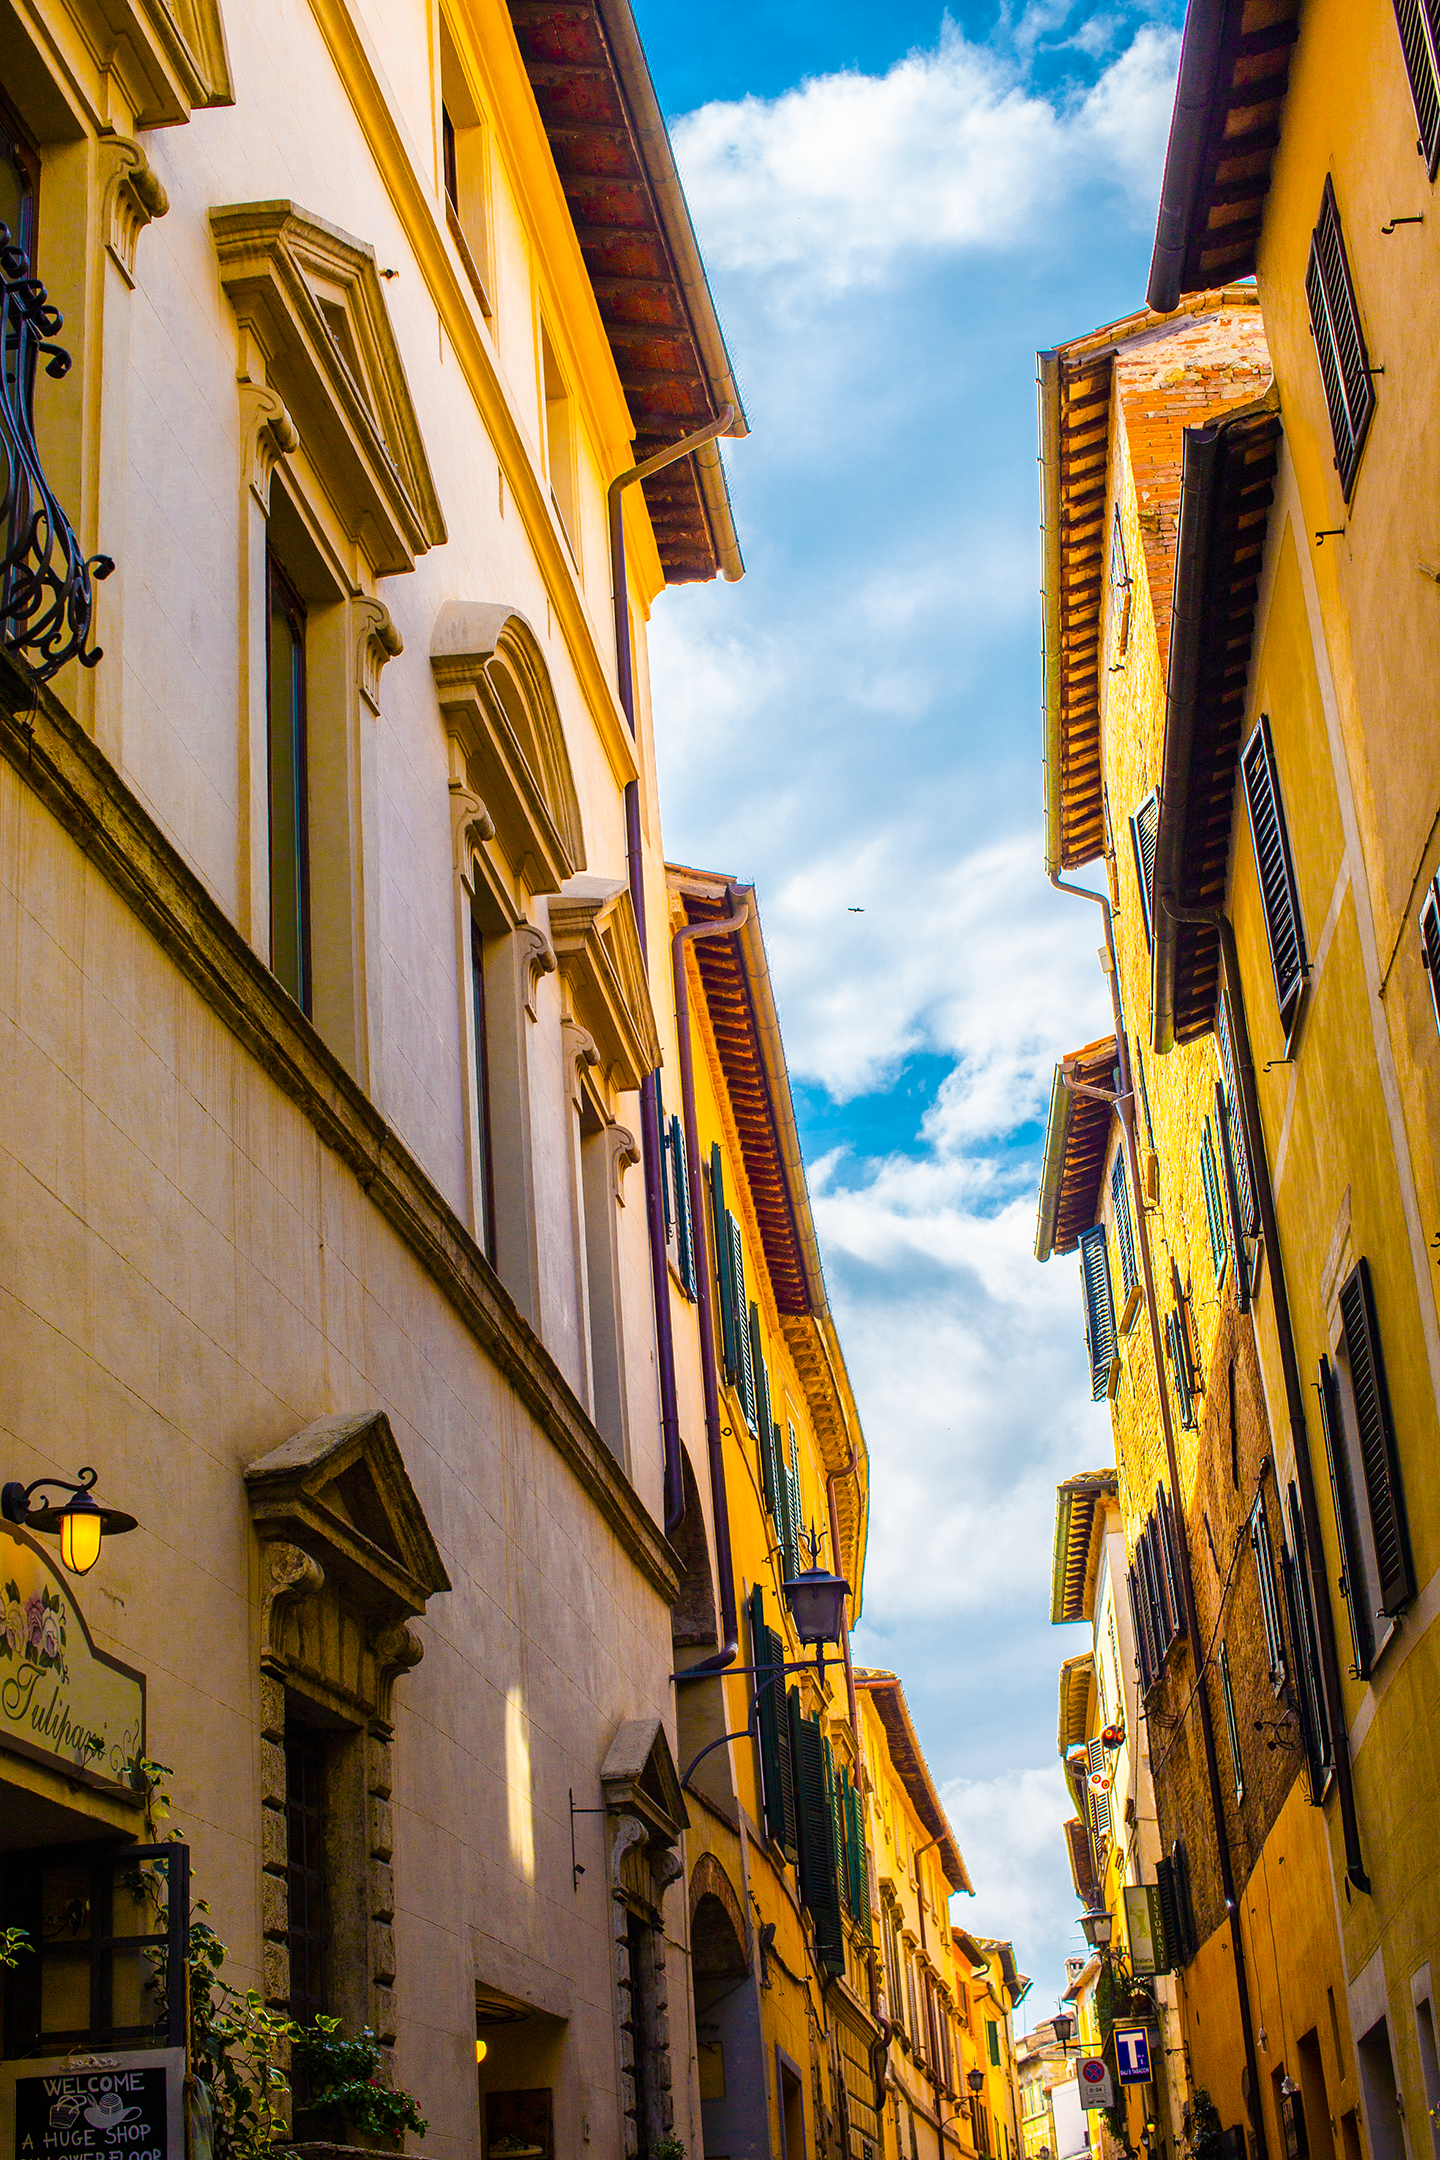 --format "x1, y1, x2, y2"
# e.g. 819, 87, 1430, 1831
289, 2021, 428, 2152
